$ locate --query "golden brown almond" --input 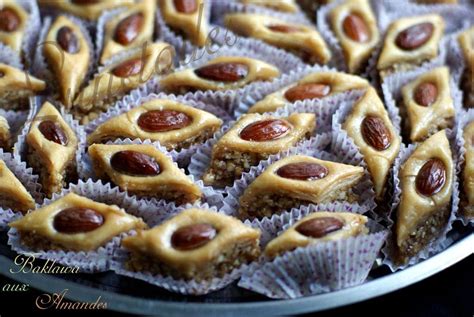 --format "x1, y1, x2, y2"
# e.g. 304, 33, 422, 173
284, 83, 331, 102
414, 82, 438, 107
395, 22, 434, 50
57, 26, 80, 54
276, 162, 329, 181
53, 207, 104, 234
267, 24, 304, 33
174, 0, 198, 14
112, 58, 143, 78
296, 217, 344, 238
114, 13, 144, 46
194, 62, 249, 82
110, 150, 161, 176
38, 120, 69, 146
137, 110, 192, 132
239, 119, 291, 142
361, 115, 392, 151
171, 223, 217, 250
342, 13, 370, 43
0, 8, 20, 32
415, 158, 446, 197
